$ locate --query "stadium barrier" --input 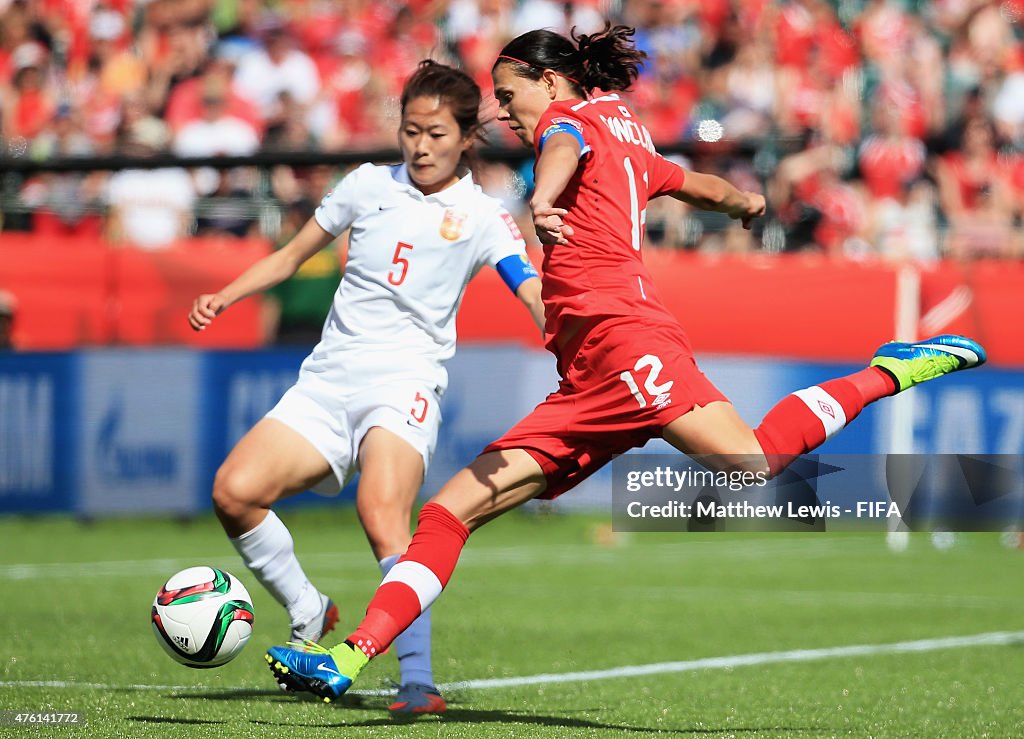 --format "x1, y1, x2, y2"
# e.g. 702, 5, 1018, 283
2, 234, 1022, 364
1, 347, 1021, 516
0, 234, 270, 348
